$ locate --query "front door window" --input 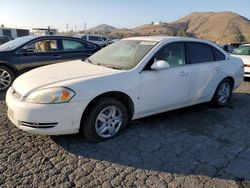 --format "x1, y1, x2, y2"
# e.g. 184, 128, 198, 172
24, 40, 58, 53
